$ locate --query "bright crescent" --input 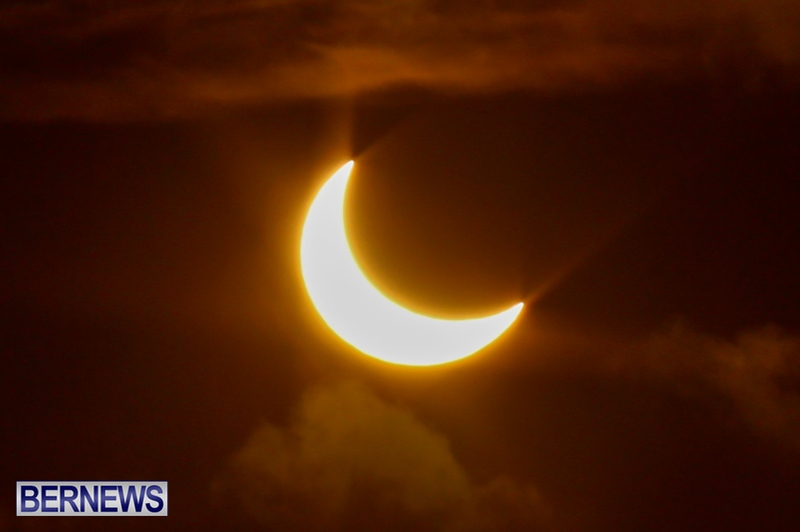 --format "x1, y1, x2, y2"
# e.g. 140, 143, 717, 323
300, 161, 523, 366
